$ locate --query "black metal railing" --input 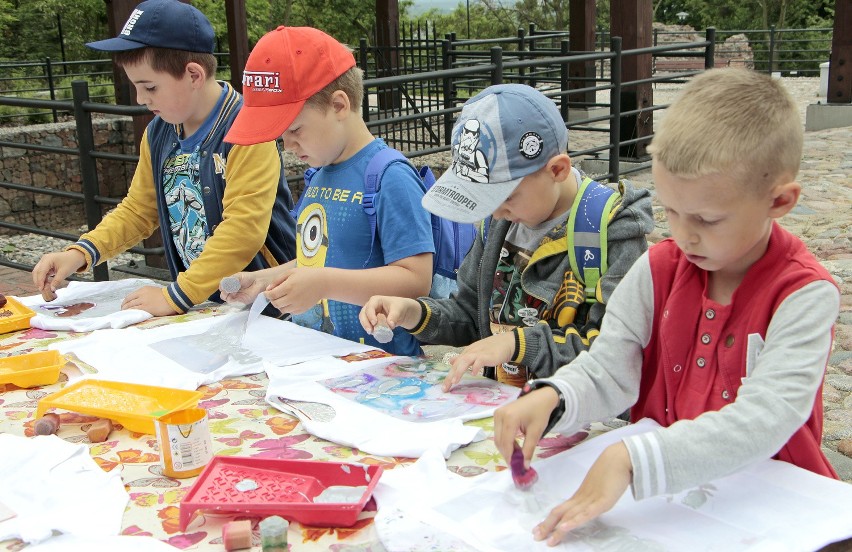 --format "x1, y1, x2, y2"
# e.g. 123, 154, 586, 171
0, 30, 720, 279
